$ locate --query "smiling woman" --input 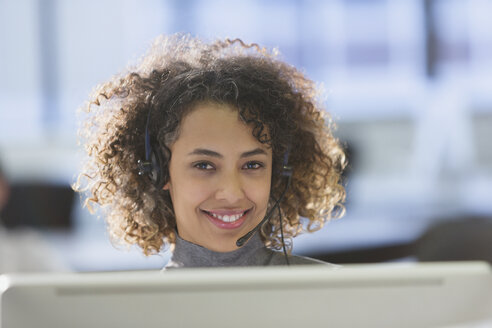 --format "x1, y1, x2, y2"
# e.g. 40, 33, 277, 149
164, 102, 272, 253
74, 34, 346, 268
